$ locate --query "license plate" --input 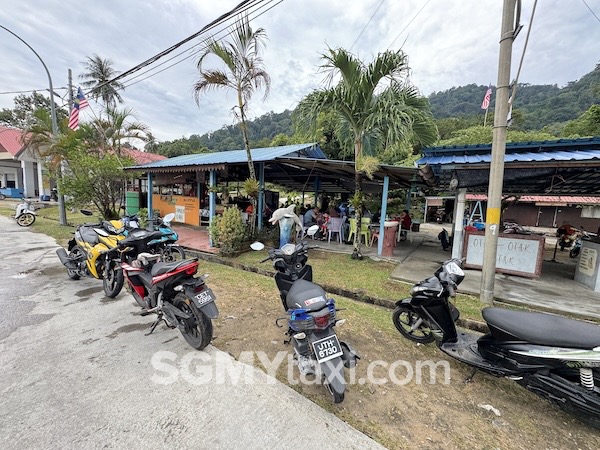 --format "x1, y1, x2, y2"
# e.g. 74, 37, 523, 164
194, 288, 216, 306
312, 334, 343, 363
